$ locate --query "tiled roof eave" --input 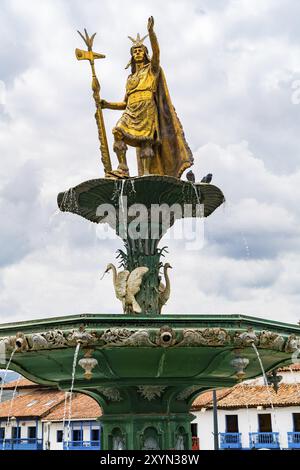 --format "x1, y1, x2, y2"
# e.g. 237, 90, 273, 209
41, 417, 99, 422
